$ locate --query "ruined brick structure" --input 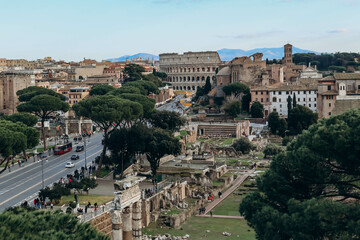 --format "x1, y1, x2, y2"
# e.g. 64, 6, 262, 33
0, 72, 33, 114
216, 53, 267, 86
